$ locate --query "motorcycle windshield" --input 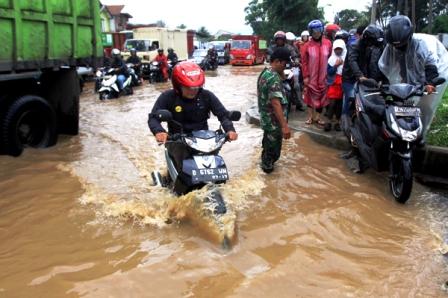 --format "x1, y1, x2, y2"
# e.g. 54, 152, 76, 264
191, 130, 216, 139
387, 84, 417, 99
